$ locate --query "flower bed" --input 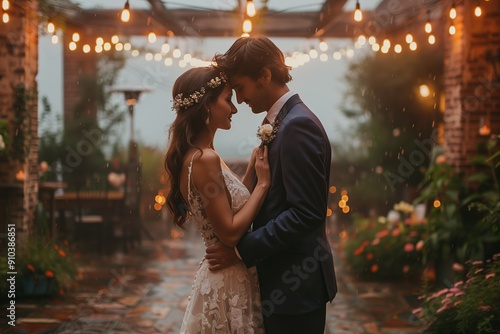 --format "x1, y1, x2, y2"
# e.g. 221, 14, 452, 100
343, 202, 427, 280
413, 254, 500, 333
